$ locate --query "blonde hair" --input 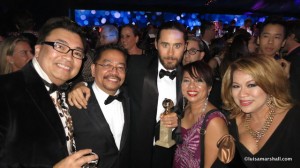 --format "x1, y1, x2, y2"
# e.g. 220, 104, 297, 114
0, 36, 30, 75
221, 55, 293, 118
